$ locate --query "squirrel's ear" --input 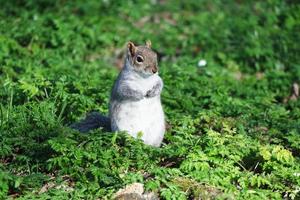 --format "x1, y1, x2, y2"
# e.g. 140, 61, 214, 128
127, 41, 136, 57
145, 40, 152, 48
